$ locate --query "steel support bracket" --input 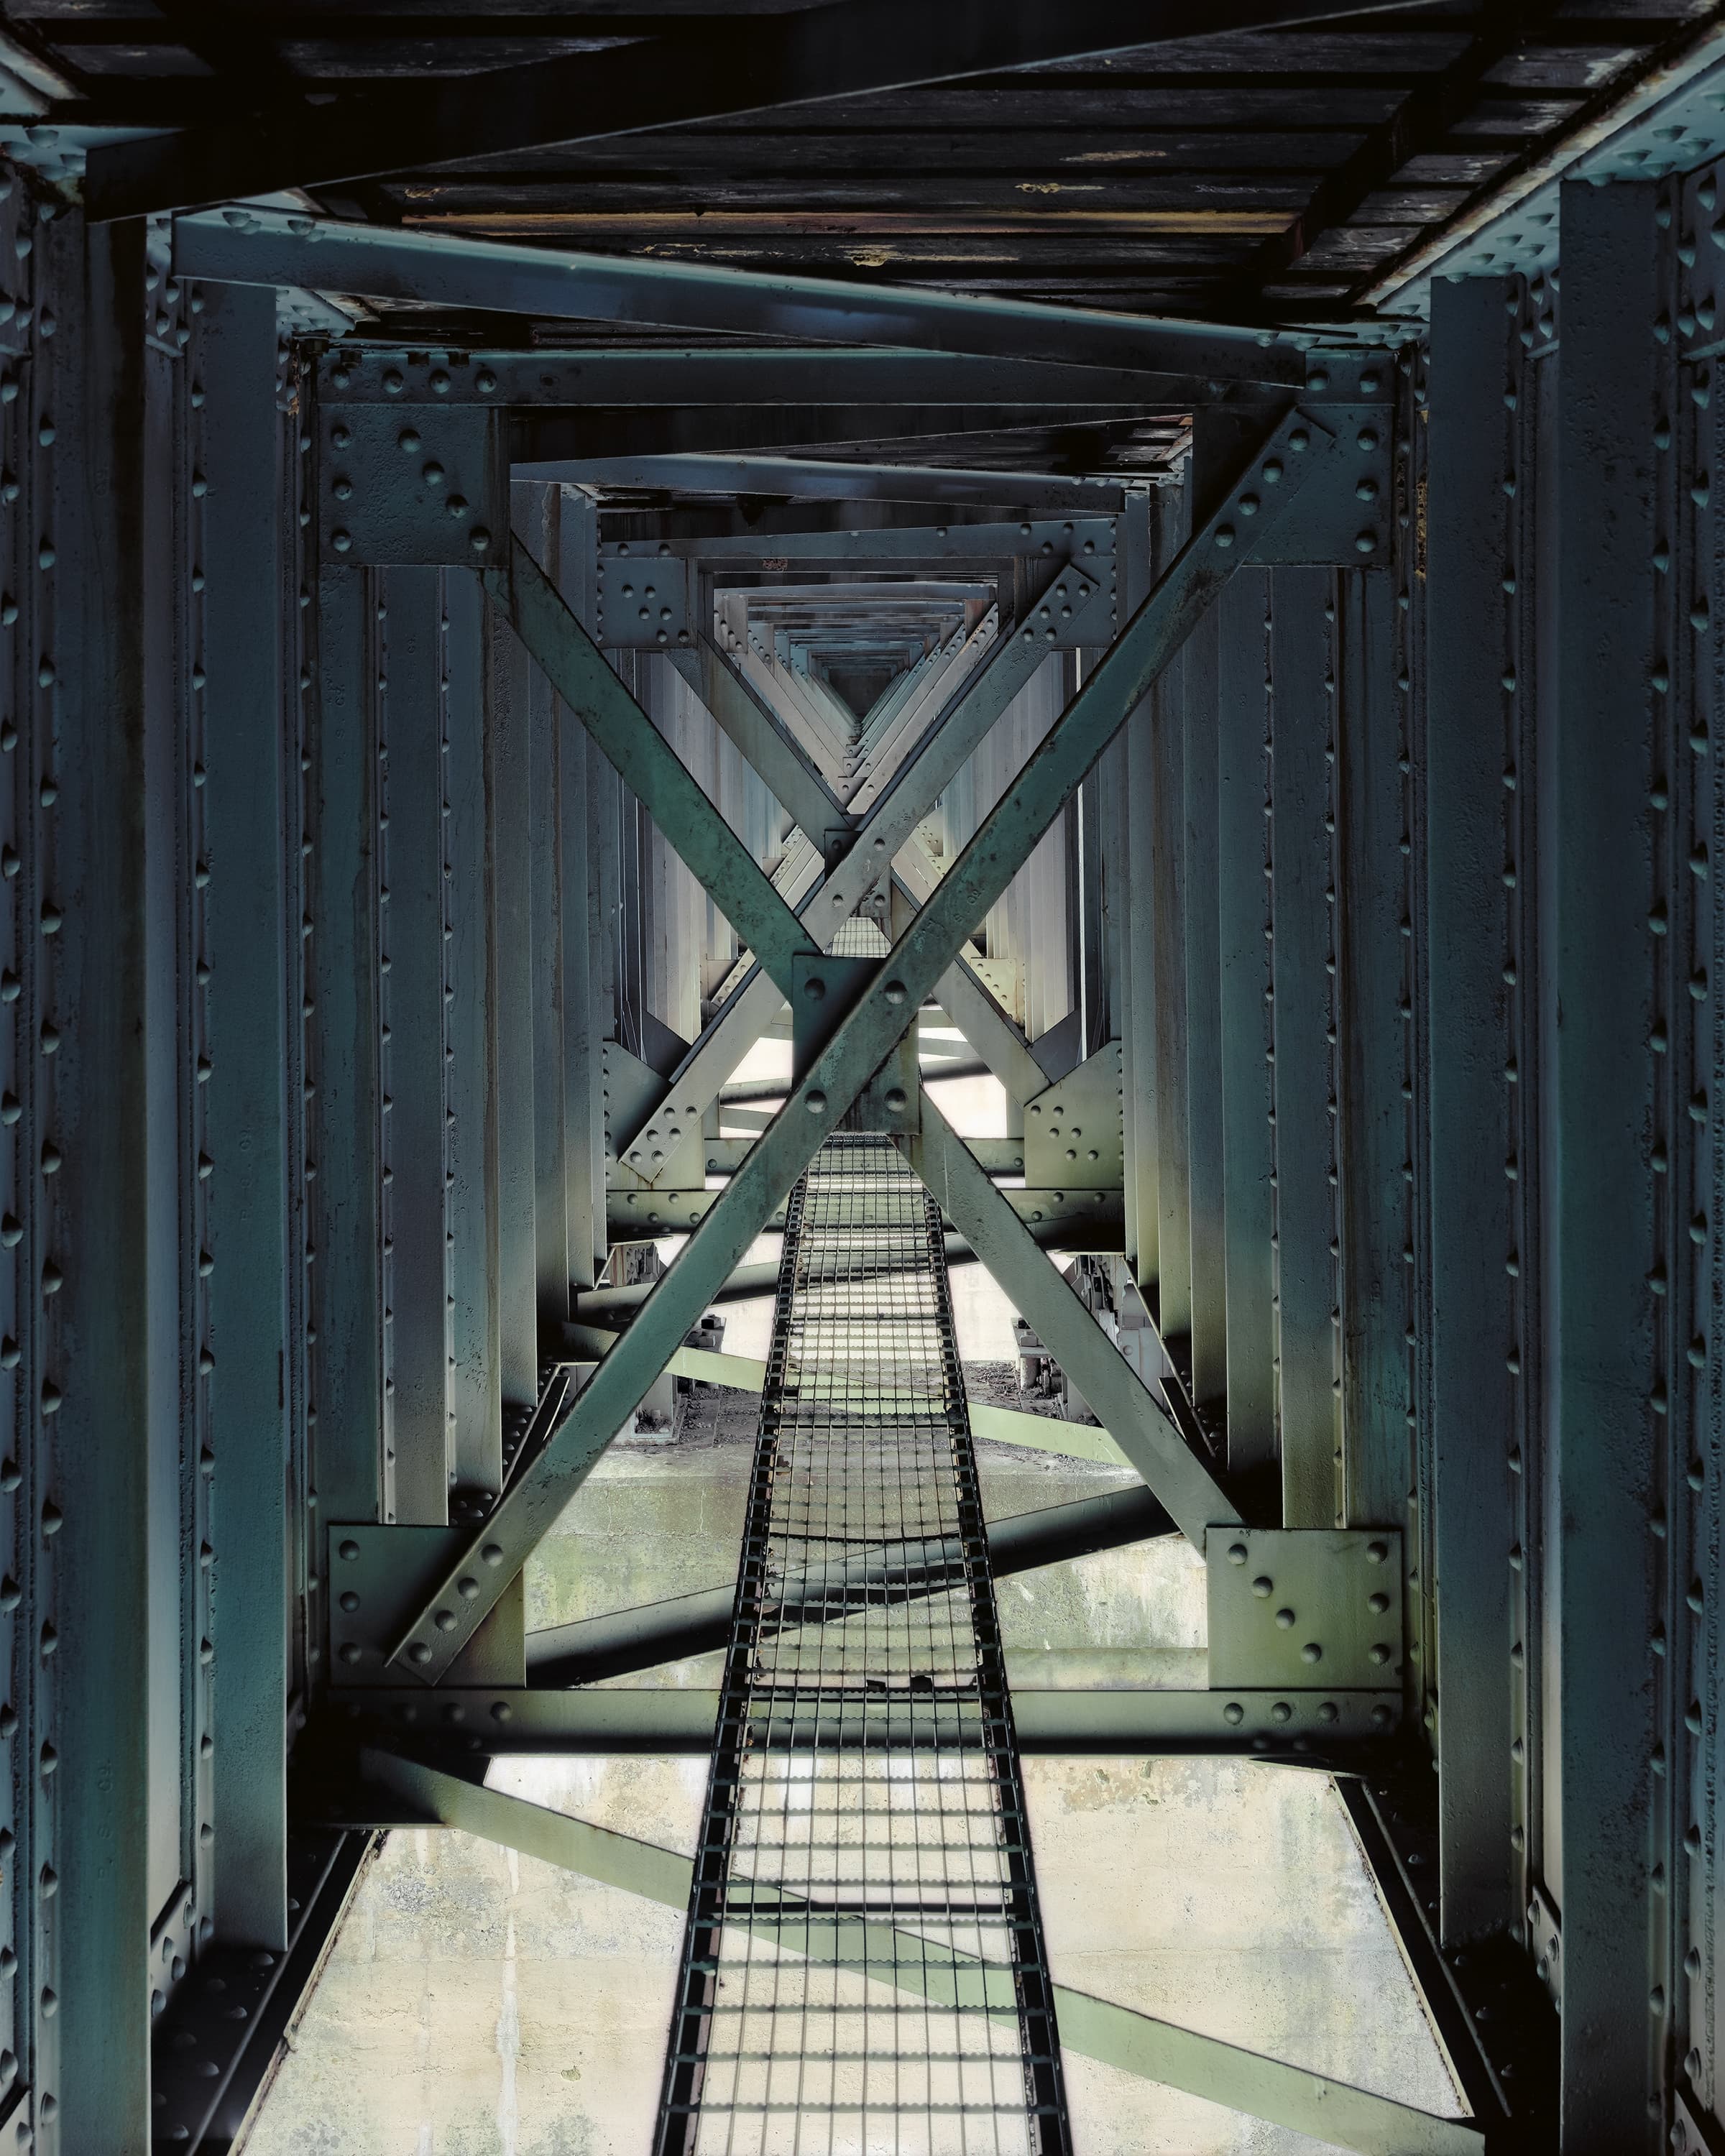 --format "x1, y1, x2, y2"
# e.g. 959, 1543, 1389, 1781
328, 1525, 526, 1687
594, 550, 694, 648
1022, 1040, 1123, 1189
318, 400, 505, 565
1205, 1527, 1404, 1693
